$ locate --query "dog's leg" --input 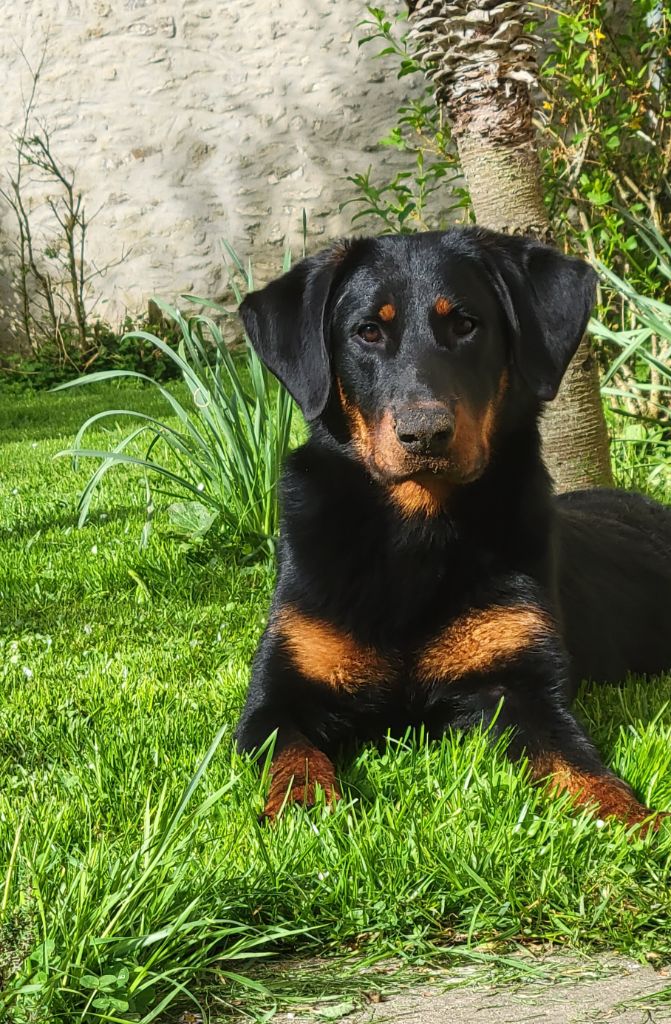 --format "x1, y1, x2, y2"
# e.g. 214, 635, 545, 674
487, 690, 660, 831
239, 721, 340, 821
235, 637, 341, 820
420, 601, 663, 831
